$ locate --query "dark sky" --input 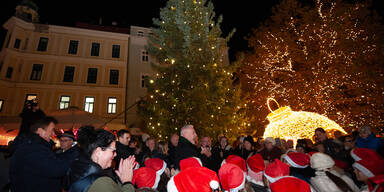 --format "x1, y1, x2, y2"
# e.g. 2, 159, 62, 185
1, 0, 384, 60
